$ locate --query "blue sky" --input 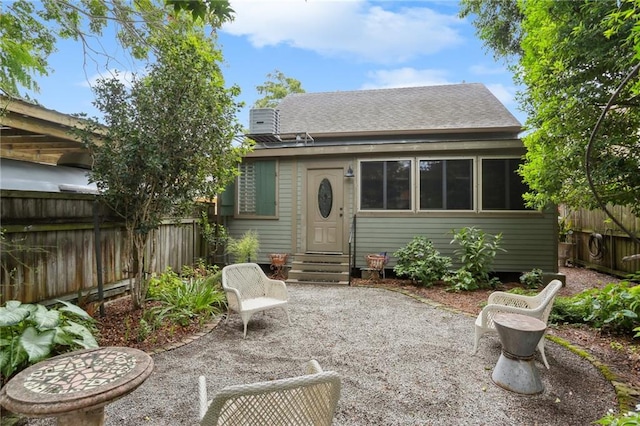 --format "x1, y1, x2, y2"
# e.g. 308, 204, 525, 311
29, 0, 525, 127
